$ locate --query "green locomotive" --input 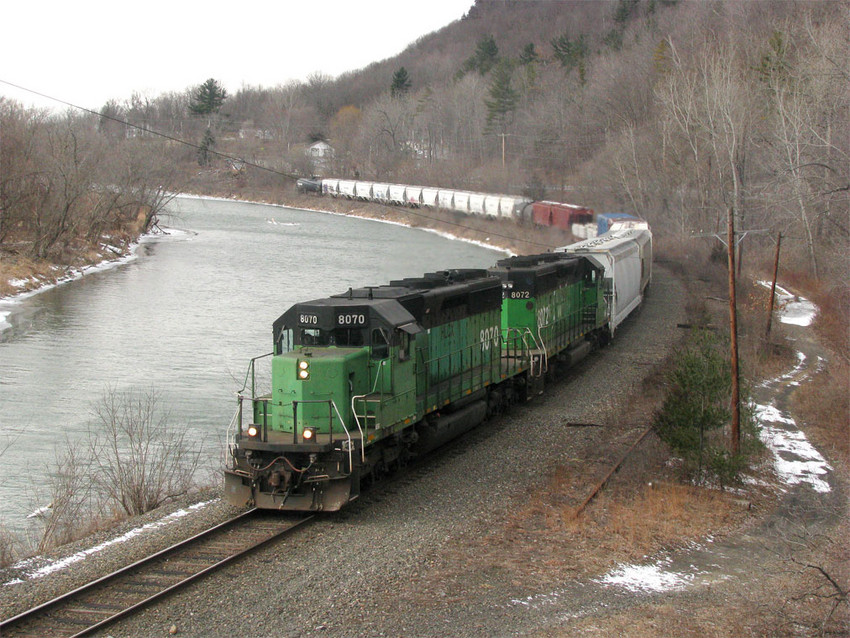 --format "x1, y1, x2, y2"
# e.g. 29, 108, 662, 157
225, 256, 606, 512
